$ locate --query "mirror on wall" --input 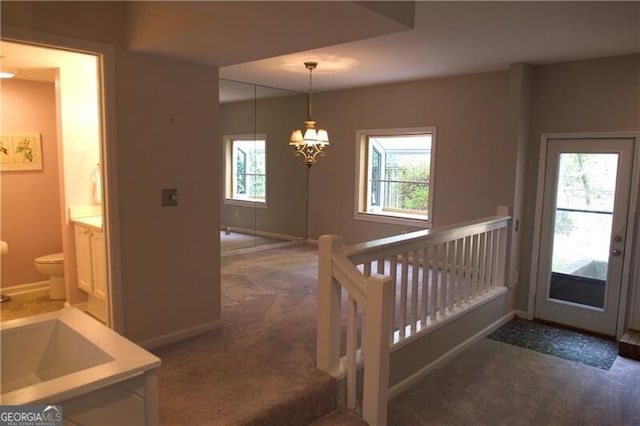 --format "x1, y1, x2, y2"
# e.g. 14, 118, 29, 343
219, 79, 308, 253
